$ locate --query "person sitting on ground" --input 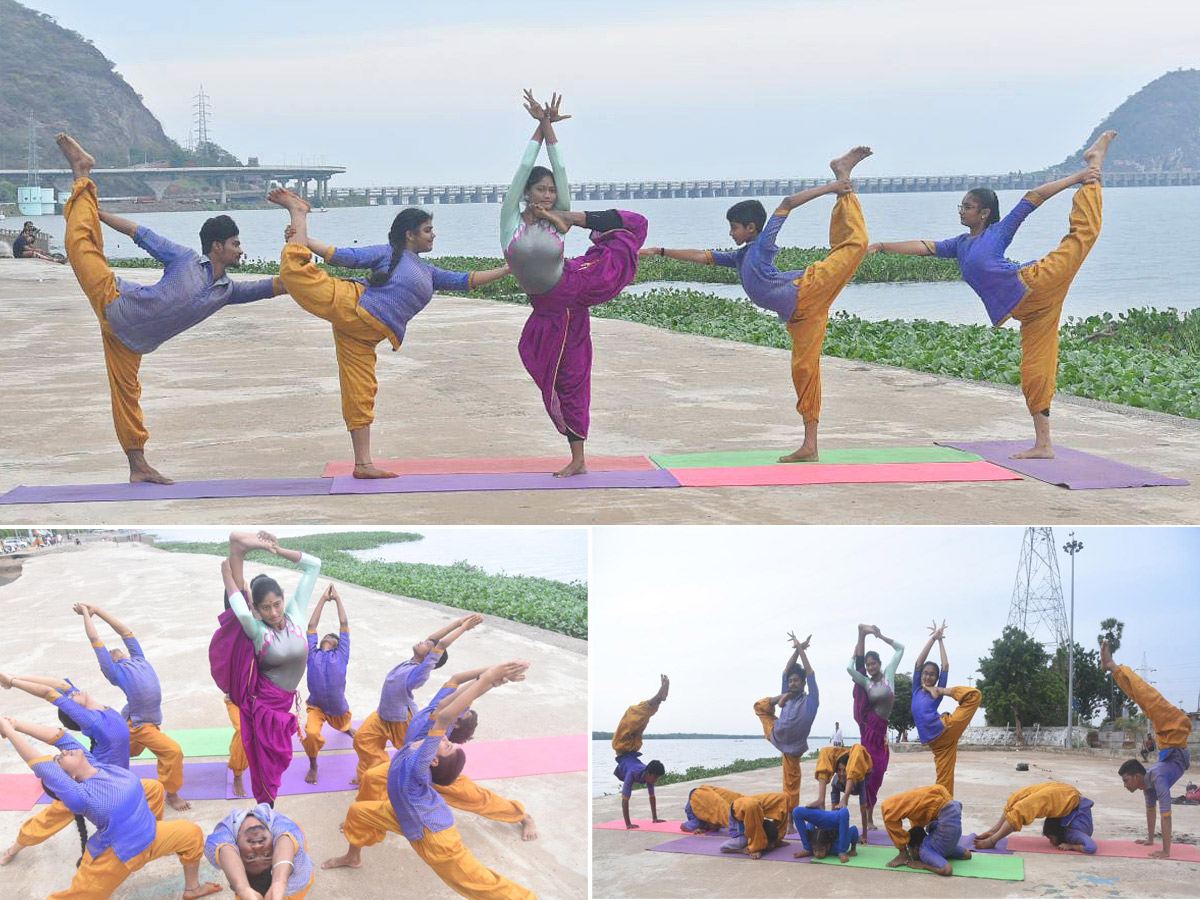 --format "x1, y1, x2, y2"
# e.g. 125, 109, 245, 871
612, 675, 669, 829
205, 802, 315, 900
974, 782, 1096, 853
